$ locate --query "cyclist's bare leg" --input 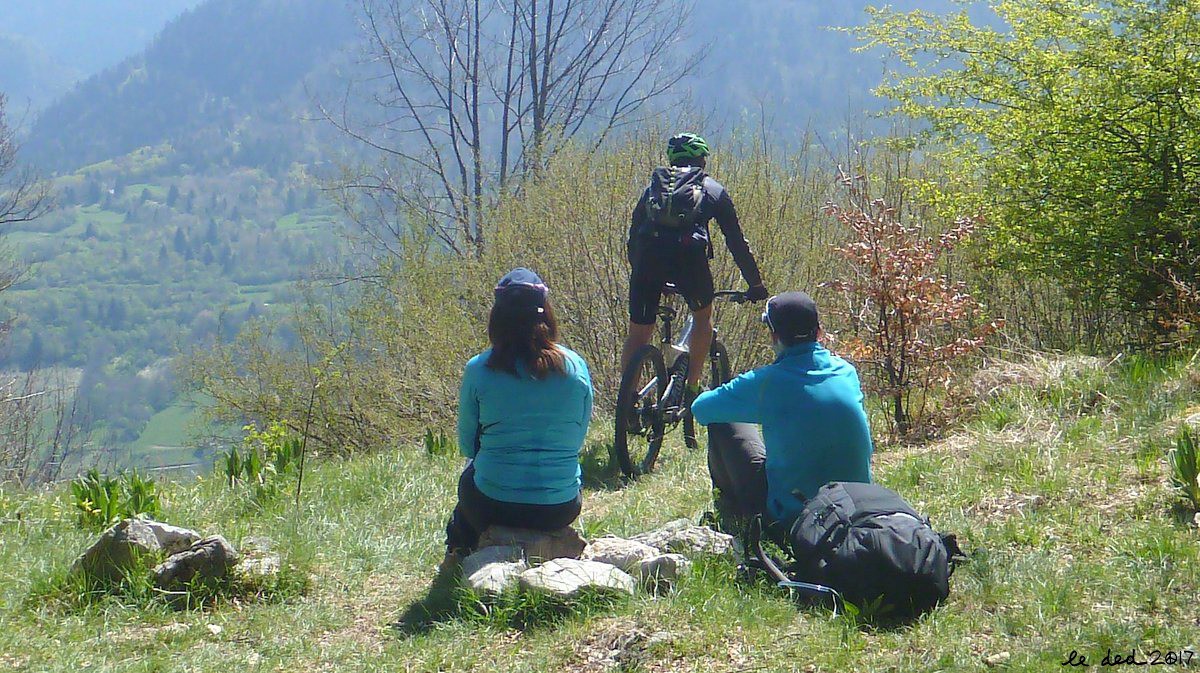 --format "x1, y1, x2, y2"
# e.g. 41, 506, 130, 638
686, 305, 713, 388
621, 322, 656, 375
